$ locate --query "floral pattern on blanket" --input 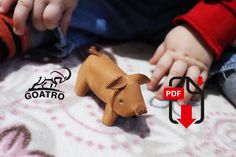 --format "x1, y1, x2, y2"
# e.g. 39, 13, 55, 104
0, 125, 53, 157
